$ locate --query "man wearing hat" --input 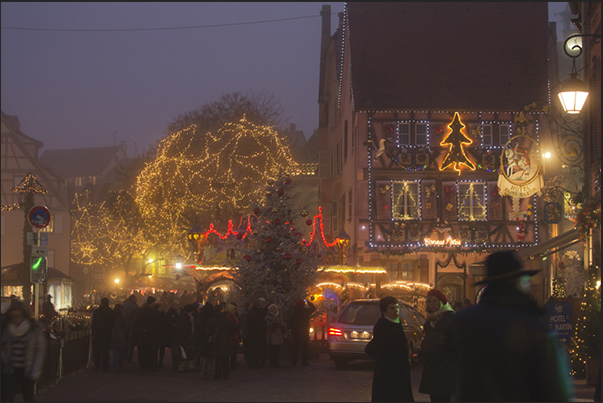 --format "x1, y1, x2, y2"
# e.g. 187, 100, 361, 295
450, 250, 574, 401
